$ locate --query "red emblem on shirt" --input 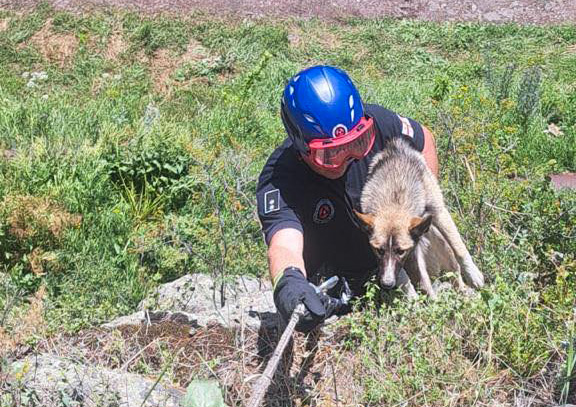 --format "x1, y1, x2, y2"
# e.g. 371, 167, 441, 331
313, 199, 335, 224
